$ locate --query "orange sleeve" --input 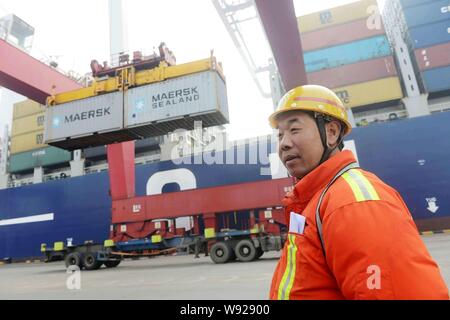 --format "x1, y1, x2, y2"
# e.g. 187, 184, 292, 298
322, 200, 449, 300
269, 259, 282, 300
